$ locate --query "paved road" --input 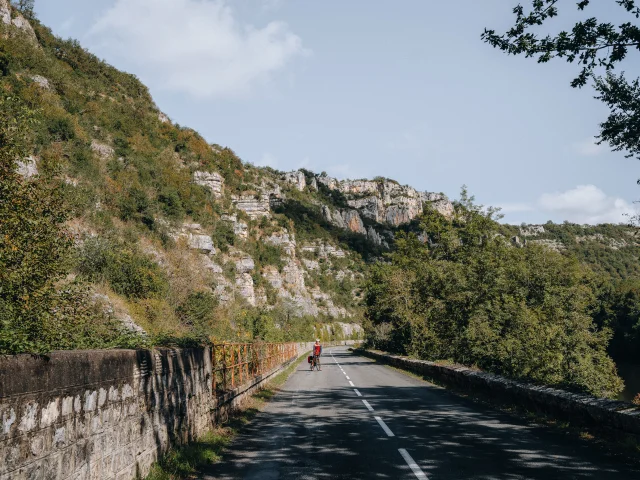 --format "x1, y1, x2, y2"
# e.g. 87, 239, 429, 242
203, 347, 640, 479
